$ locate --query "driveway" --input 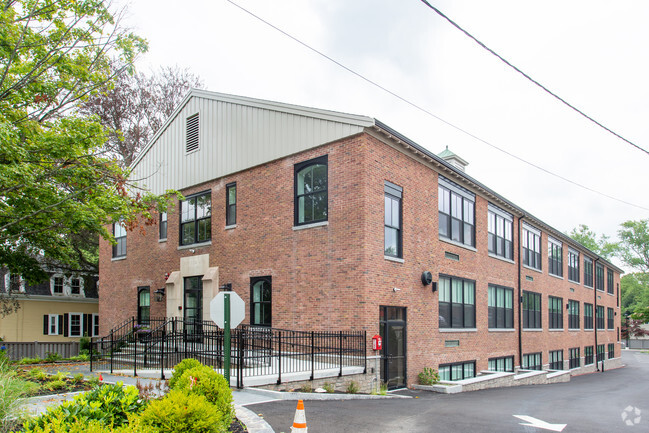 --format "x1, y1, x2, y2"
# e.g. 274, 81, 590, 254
247, 350, 649, 433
